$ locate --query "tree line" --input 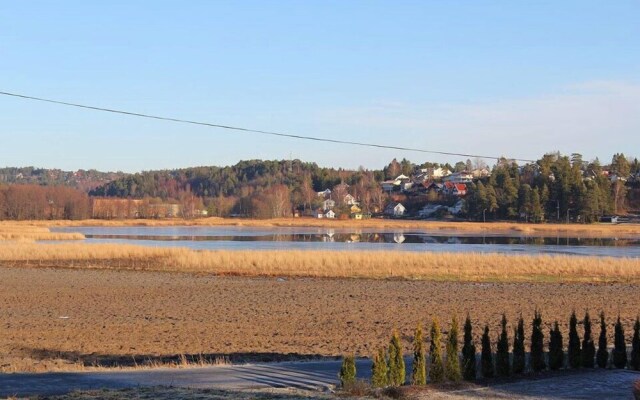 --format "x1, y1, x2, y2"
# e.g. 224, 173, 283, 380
339, 310, 640, 389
